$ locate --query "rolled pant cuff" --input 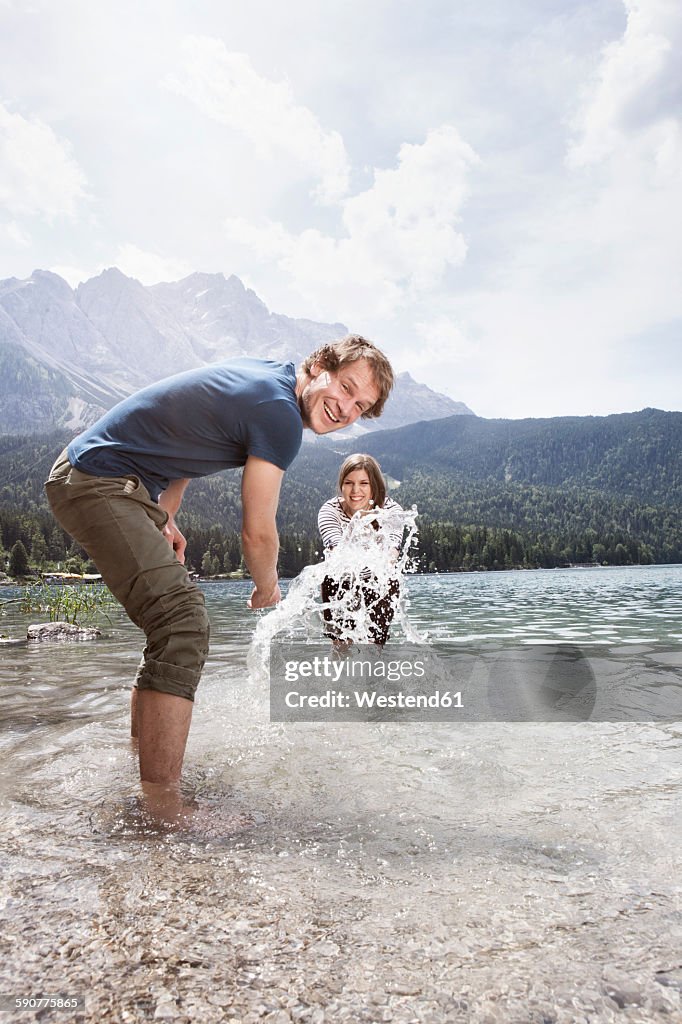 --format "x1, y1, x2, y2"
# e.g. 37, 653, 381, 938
136, 658, 201, 702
